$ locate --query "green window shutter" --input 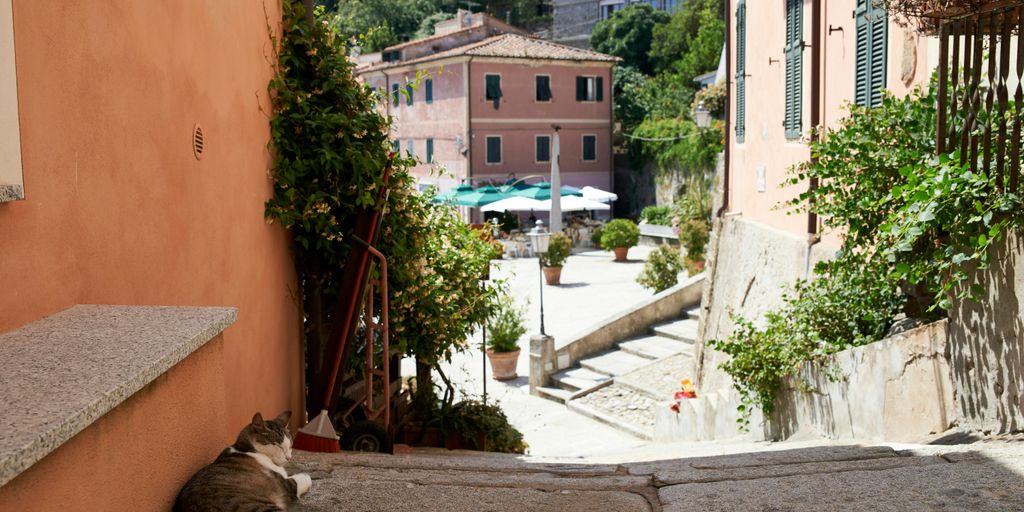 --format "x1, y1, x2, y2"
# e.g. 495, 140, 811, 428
536, 136, 550, 162
486, 137, 501, 163
392, 140, 399, 153
426, 138, 433, 163
596, 76, 604, 102
784, 0, 803, 140
407, 139, 414, 157
406, 83, 414, 106
485, 75, 502, 101
735, 0, 747, 143
868, 2, 888, 107
536, 76, 552, 101
425, 79, 433, 104
582, 135, 596, 161
576, 76, 586, 101
391, 83, 399, 107
854, 0, 870, 106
